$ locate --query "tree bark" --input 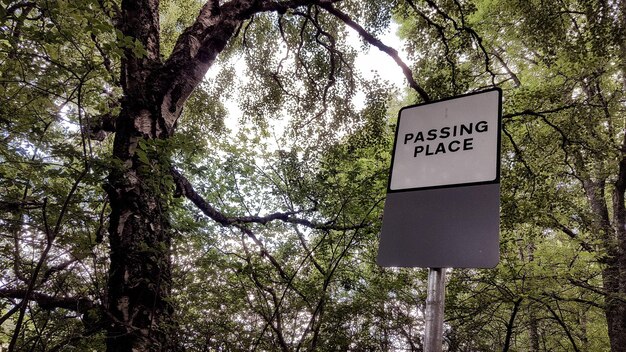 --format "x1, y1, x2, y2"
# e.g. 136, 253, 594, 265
105, 120, 176, 352
607, 2, 626, 350
528, 304, 540, 352
103, 0, 343, 350
607, 148, 626, 352
502, 298, 522, 352
583, 177, 626, 352
104, 0, 178, 350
